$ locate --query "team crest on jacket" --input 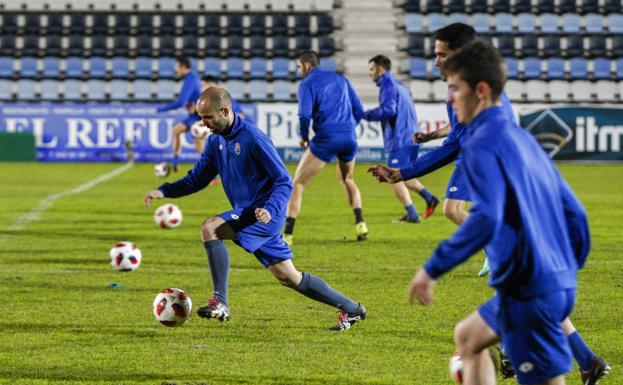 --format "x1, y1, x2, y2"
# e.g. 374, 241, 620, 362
234, 142, 241, 155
